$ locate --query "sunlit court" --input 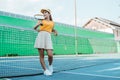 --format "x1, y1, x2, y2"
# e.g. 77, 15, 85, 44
0, 0, 120, 80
